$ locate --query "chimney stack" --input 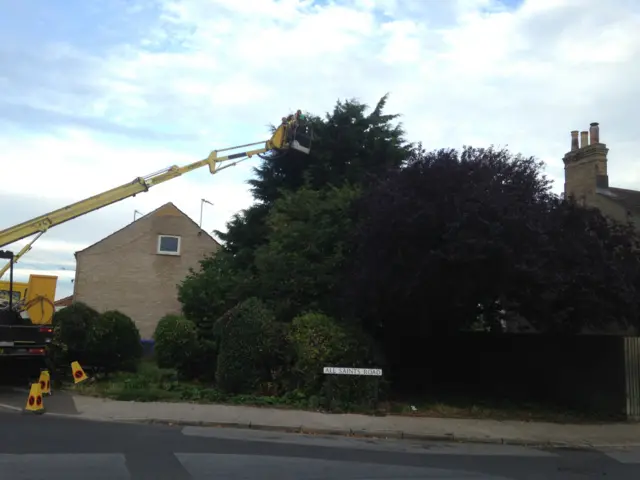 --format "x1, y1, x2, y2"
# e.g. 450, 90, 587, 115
580, 131, 589, 148
563, 121, 609, 201
570, 130, 579, 151
589, 122, 599, 144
